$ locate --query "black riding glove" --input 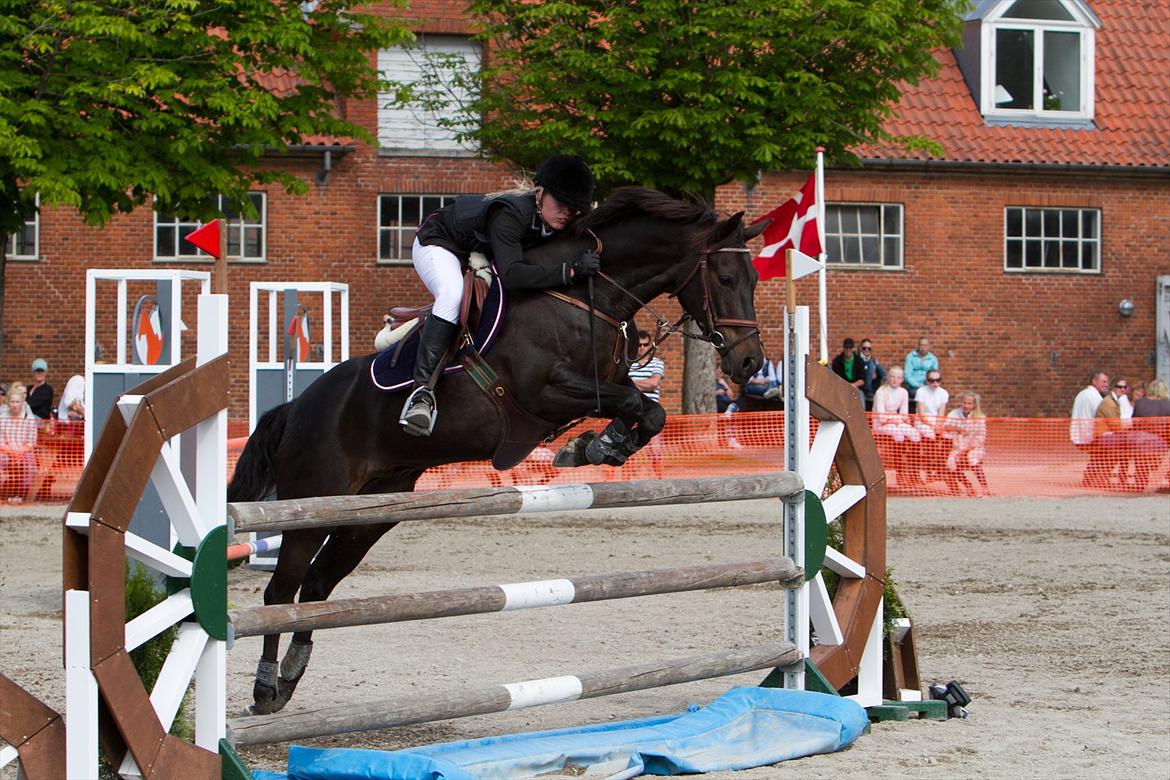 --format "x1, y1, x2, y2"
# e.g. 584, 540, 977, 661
569, 250, 601, 279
